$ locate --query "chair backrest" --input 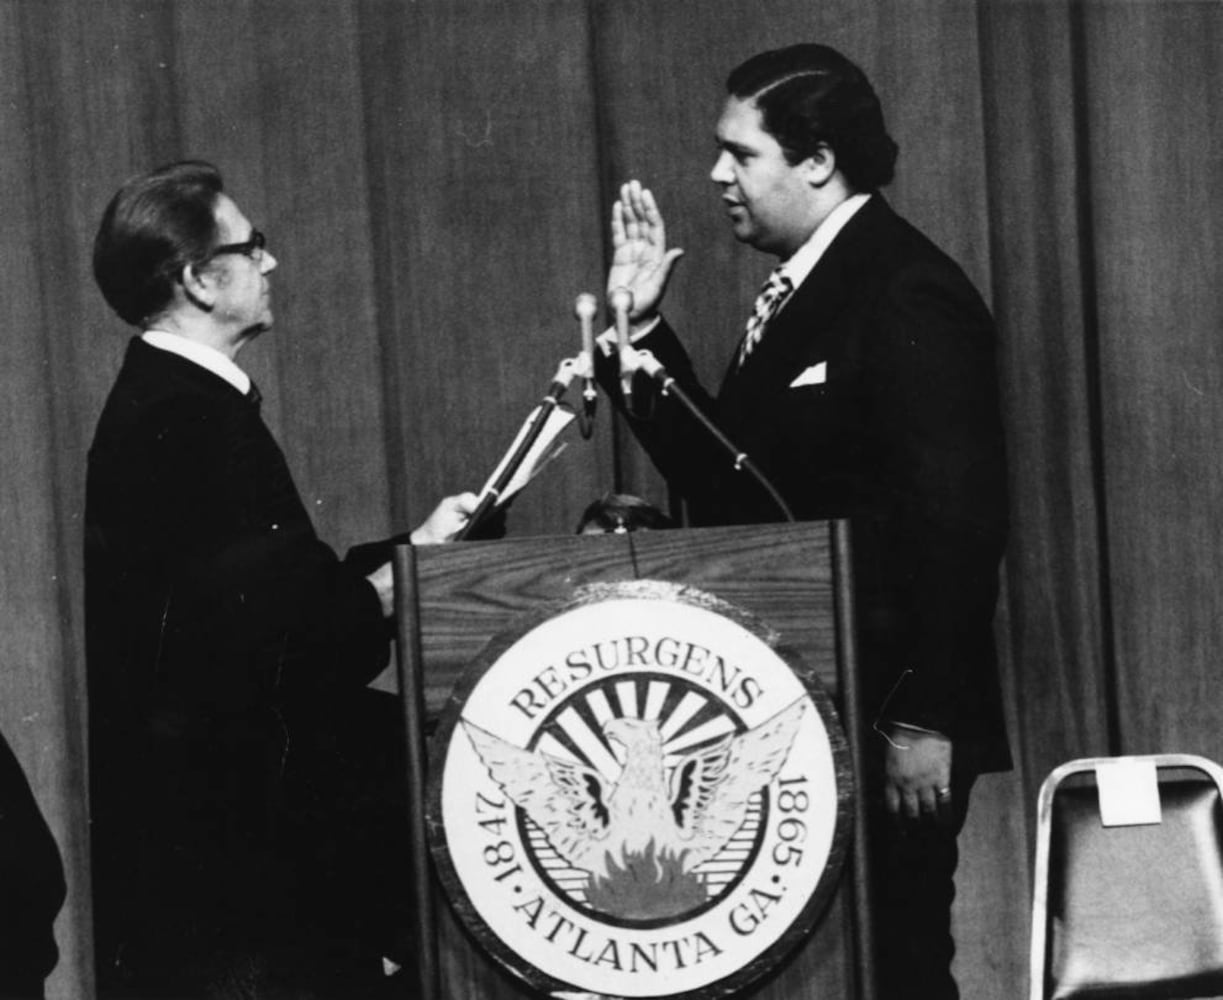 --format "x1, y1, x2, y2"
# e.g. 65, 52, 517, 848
1030, 754, 1223, 1000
